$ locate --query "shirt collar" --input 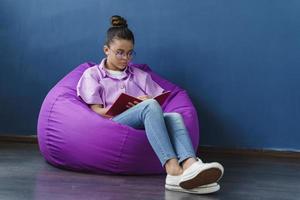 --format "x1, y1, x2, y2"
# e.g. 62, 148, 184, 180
98, 58, 134, 78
